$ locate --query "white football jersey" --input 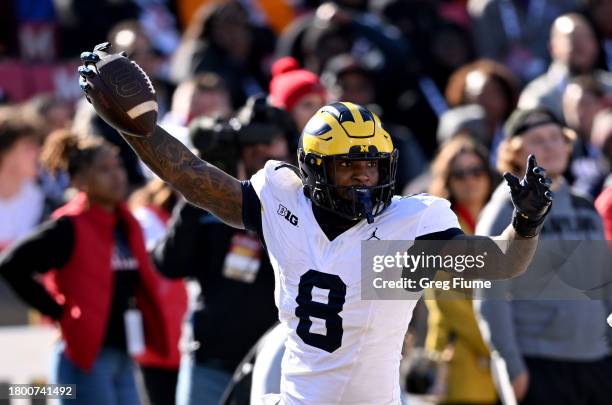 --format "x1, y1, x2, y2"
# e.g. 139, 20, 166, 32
250, 161, 460, 405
